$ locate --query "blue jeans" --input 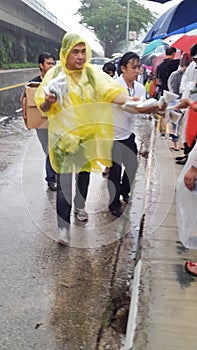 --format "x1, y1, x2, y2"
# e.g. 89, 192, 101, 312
36, 129, 56, 183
